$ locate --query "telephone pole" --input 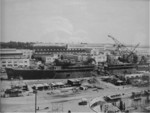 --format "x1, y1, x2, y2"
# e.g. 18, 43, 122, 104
34, 89, 37, 113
